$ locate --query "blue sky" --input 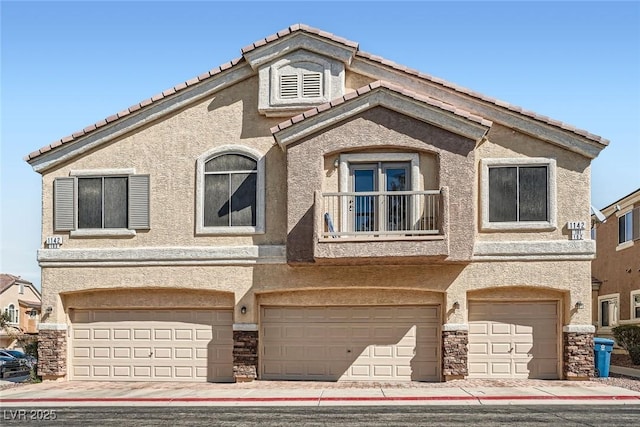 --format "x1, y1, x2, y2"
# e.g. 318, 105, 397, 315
1, 1, 639, 289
